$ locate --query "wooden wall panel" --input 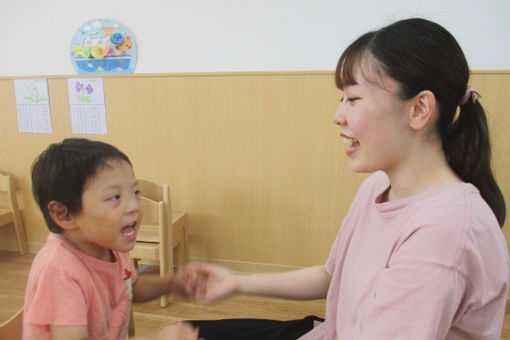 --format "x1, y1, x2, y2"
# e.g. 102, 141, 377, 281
469, 73, 510, 250
0, 71, 508, 272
